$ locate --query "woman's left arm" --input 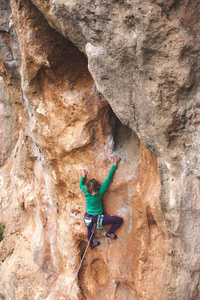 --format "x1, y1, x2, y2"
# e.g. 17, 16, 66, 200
79, 169, 88, 191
